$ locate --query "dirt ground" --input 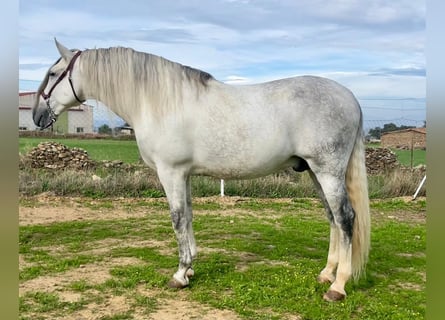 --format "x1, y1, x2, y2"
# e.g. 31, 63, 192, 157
19, 193, 426, 227
19, 194, 251, 320
19, 194, 425, 320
